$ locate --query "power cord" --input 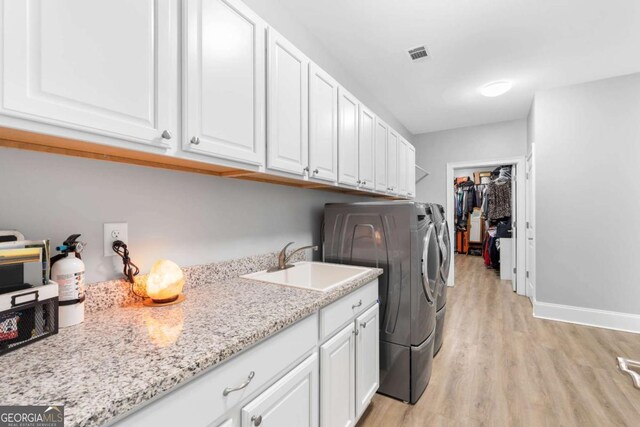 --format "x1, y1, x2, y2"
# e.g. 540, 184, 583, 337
112, 240, 145, 298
